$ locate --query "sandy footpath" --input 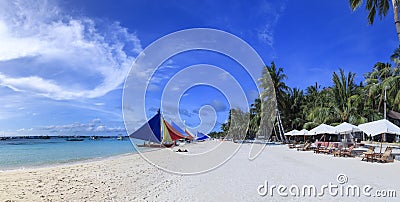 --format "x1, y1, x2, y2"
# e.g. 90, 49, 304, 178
1, 141, 399, 201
